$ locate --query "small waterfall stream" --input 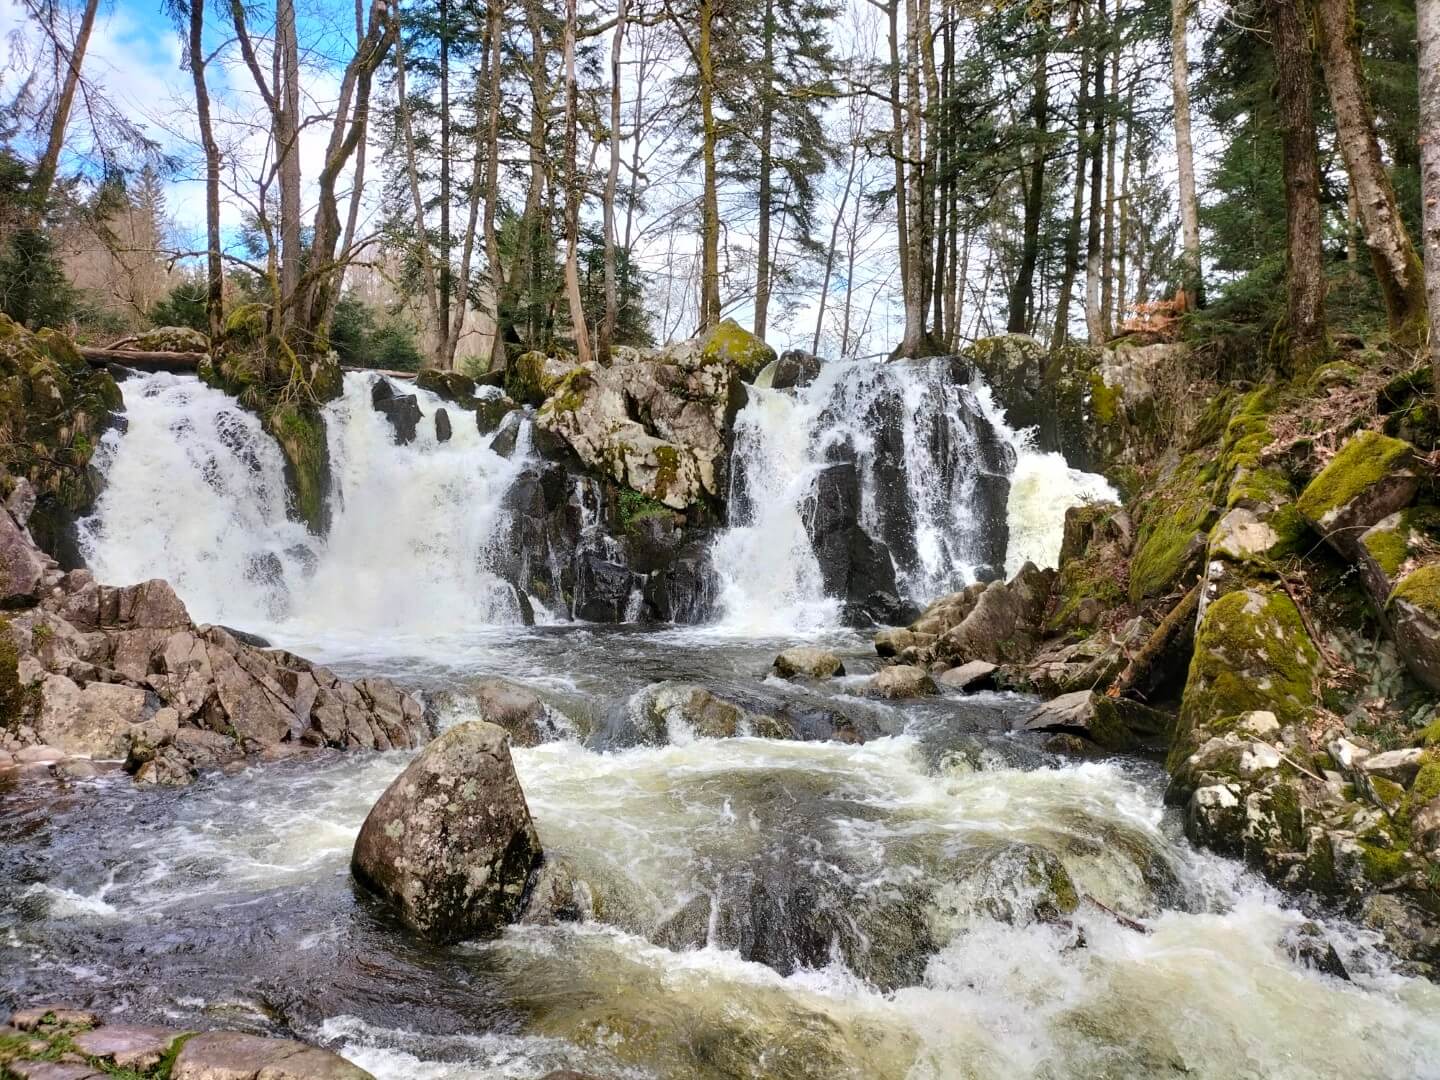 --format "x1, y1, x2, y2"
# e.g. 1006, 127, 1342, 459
78, 371, 535, 639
